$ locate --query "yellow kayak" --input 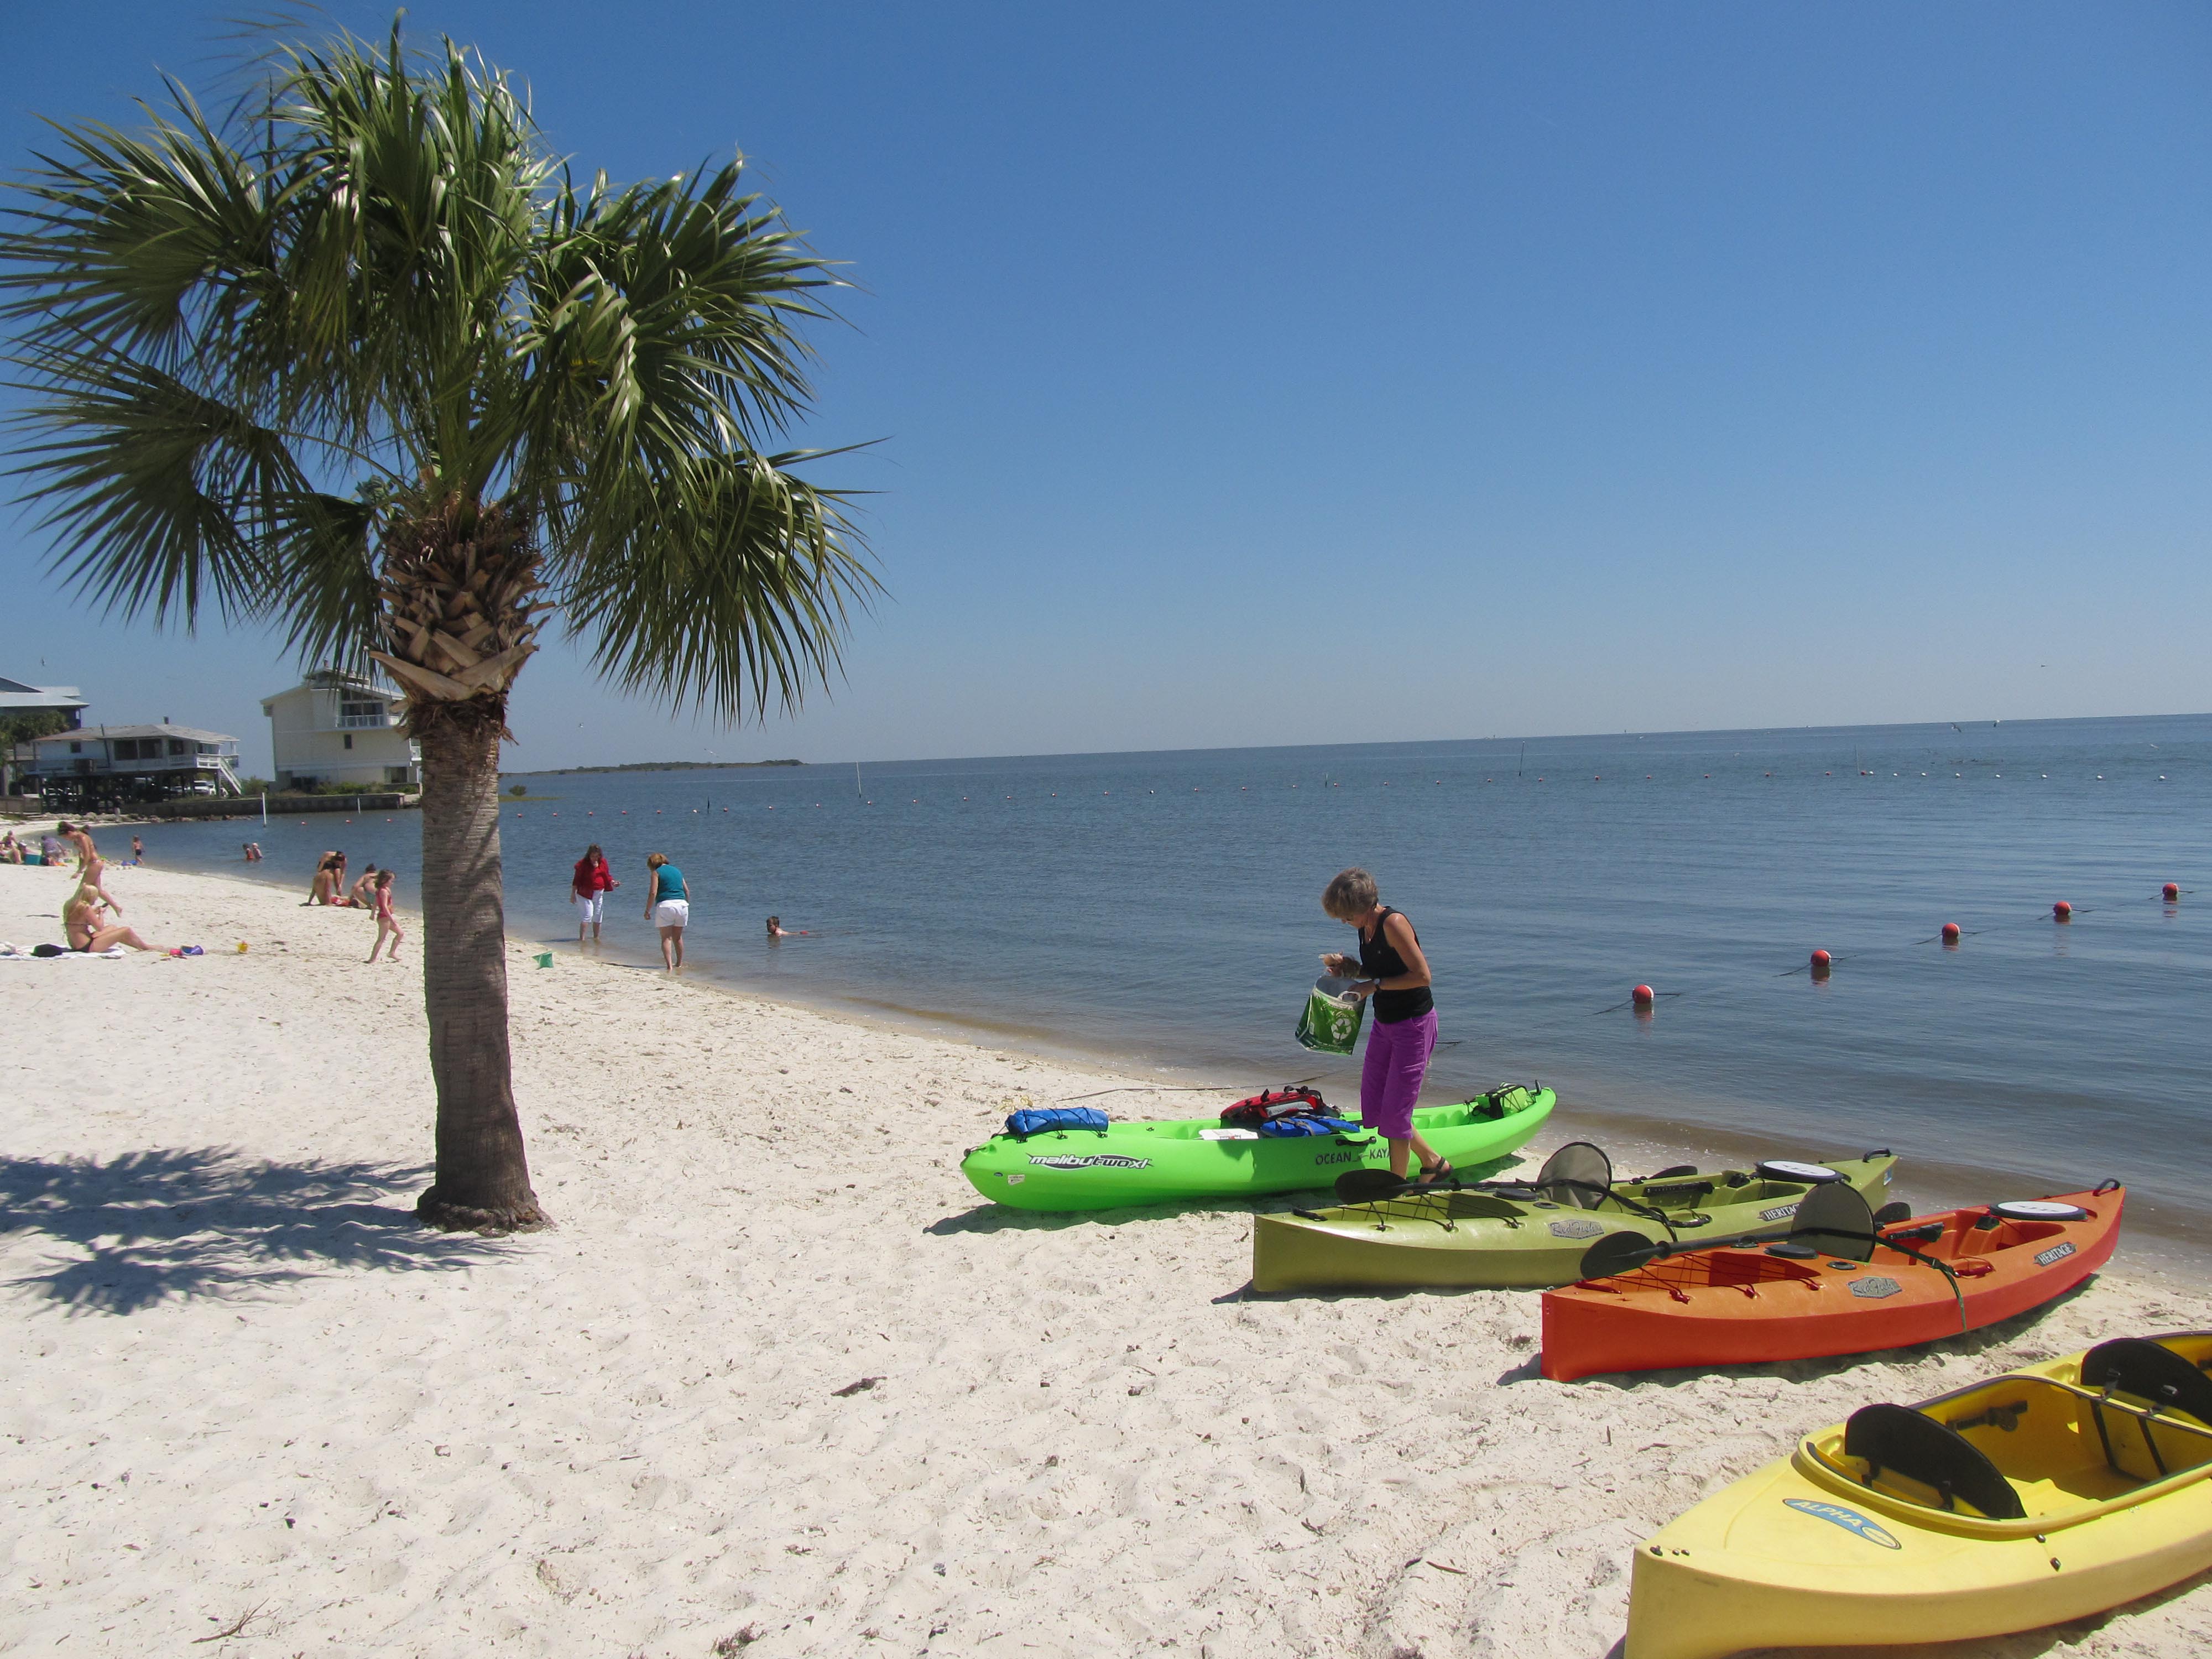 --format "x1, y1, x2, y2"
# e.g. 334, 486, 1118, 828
1626, 1332, 2212, 1659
